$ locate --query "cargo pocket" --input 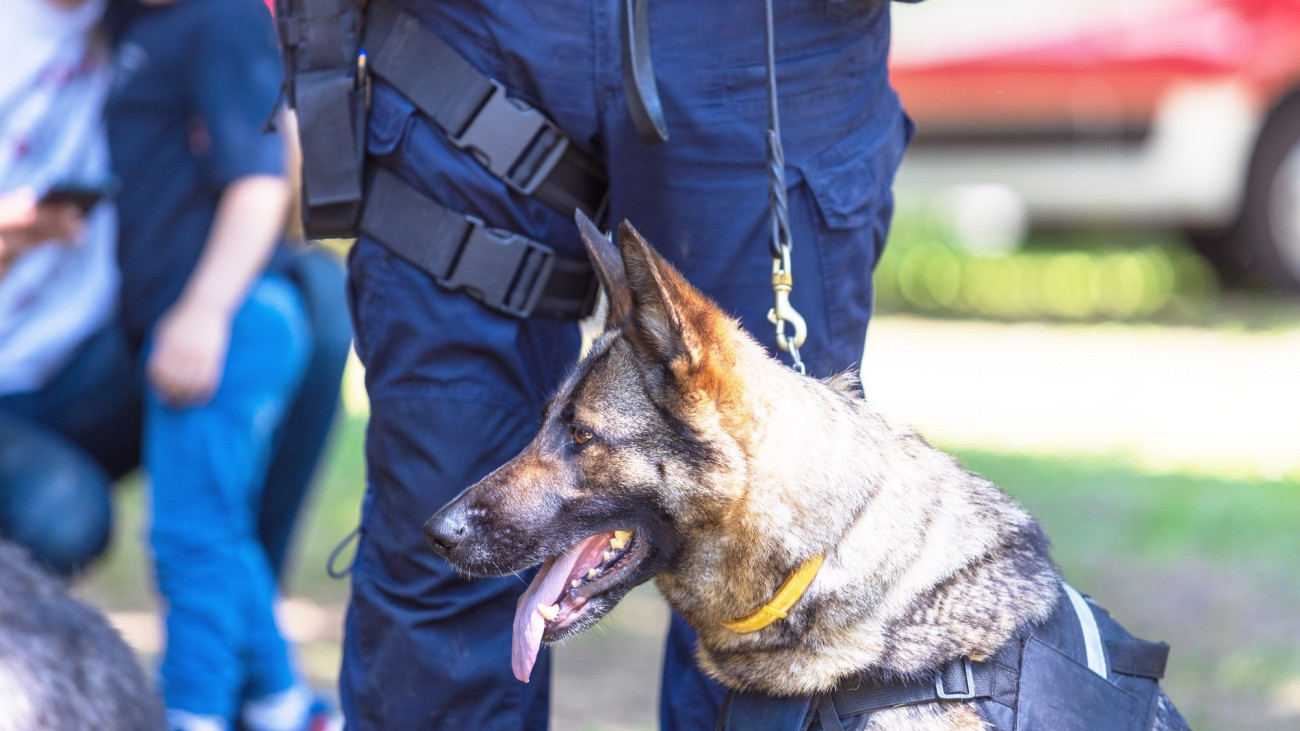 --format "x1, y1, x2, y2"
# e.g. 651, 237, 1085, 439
793, 114, 909, 362
801, 121, 890, 231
